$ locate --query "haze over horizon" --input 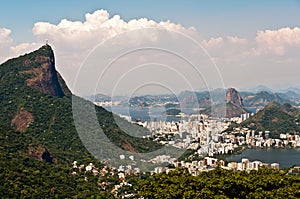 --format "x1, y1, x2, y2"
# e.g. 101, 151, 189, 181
1, 1, 300, 96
